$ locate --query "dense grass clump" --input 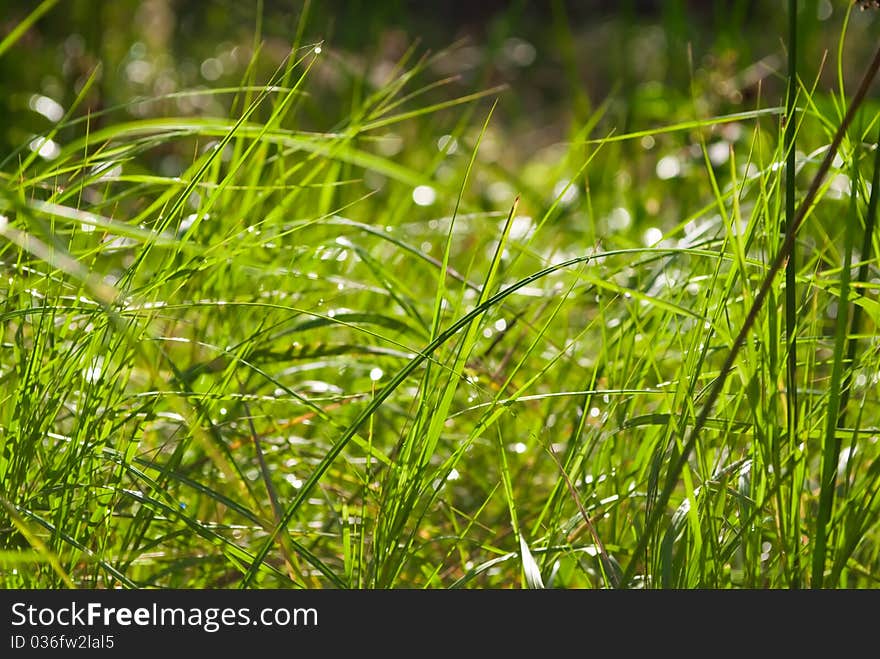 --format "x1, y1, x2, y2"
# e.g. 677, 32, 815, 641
2, 2, 880, 588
